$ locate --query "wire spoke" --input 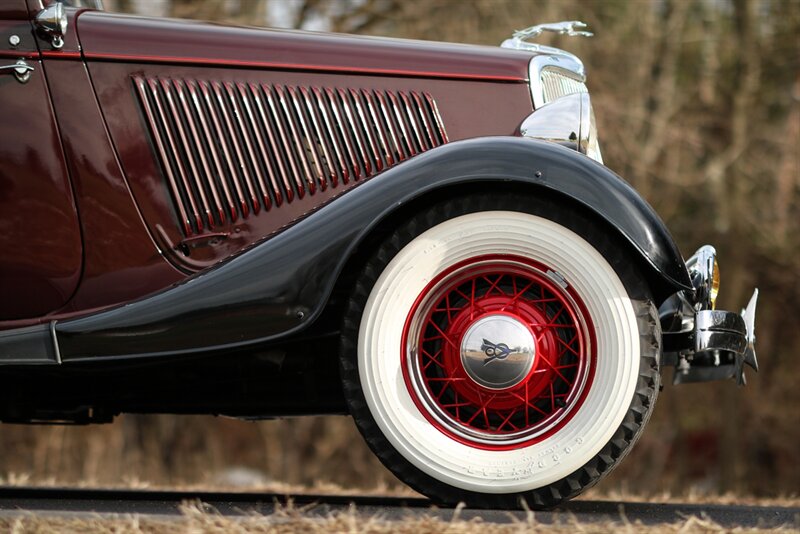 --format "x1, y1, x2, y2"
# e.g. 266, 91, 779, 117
529, 322, 577, 329
497, 409, 518, 431
536, 354, 573, 384
547, 304, 566, 323
426, 321, 459, 350
509, 390, 549, 416
482, 274, 506, 296
554, 335, 581, 358
452, 287, 488, 317
427, 376, 468, 382
500, 278, 536, 311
